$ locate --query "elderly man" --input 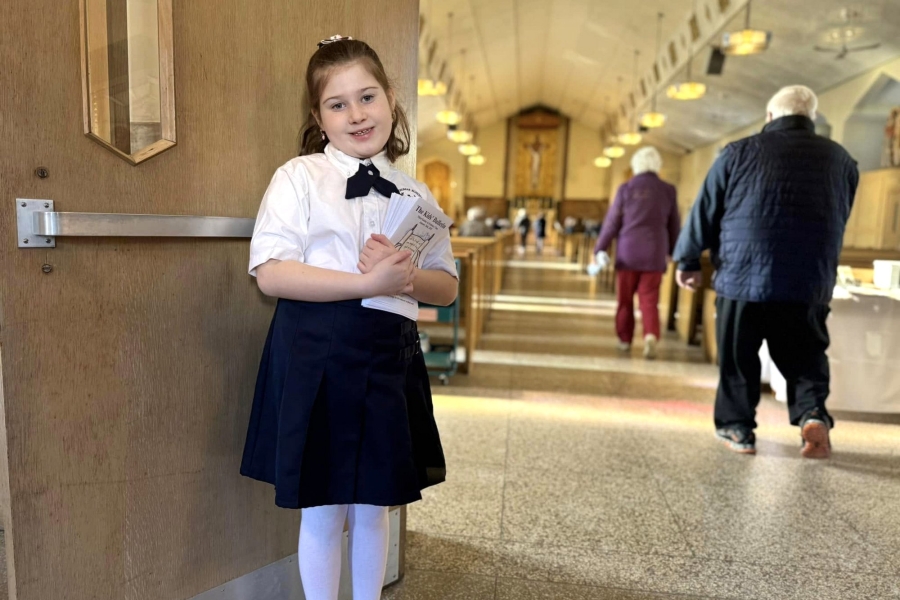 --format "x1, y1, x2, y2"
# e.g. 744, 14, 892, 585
673, 85, 859, 458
